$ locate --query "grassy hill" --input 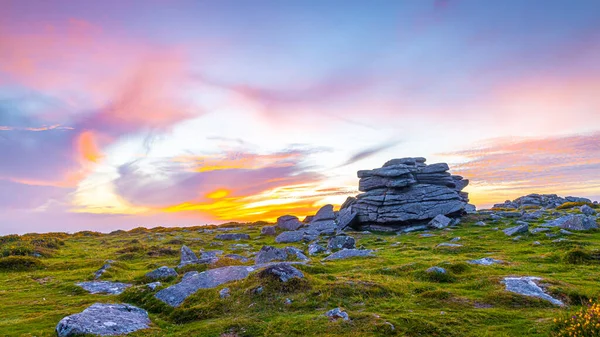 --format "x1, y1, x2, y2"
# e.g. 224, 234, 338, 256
1, 211, 599, 336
